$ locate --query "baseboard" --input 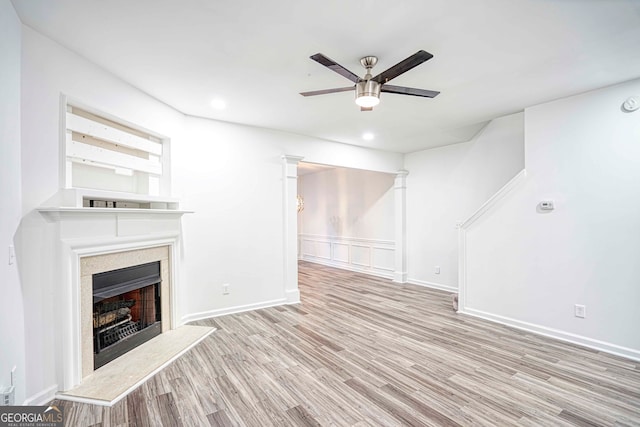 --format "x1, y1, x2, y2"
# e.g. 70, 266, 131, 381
408, 278, 458, 293
24, 384, 58, 406
302, 257, 394, 280
460, 307, 640, 362
285, 289, 300, 304
180, 298, 288, 324
393, 271, 408, 284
